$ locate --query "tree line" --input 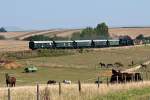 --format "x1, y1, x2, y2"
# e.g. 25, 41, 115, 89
25, 22, 110, 41
71, 22, 109, 40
